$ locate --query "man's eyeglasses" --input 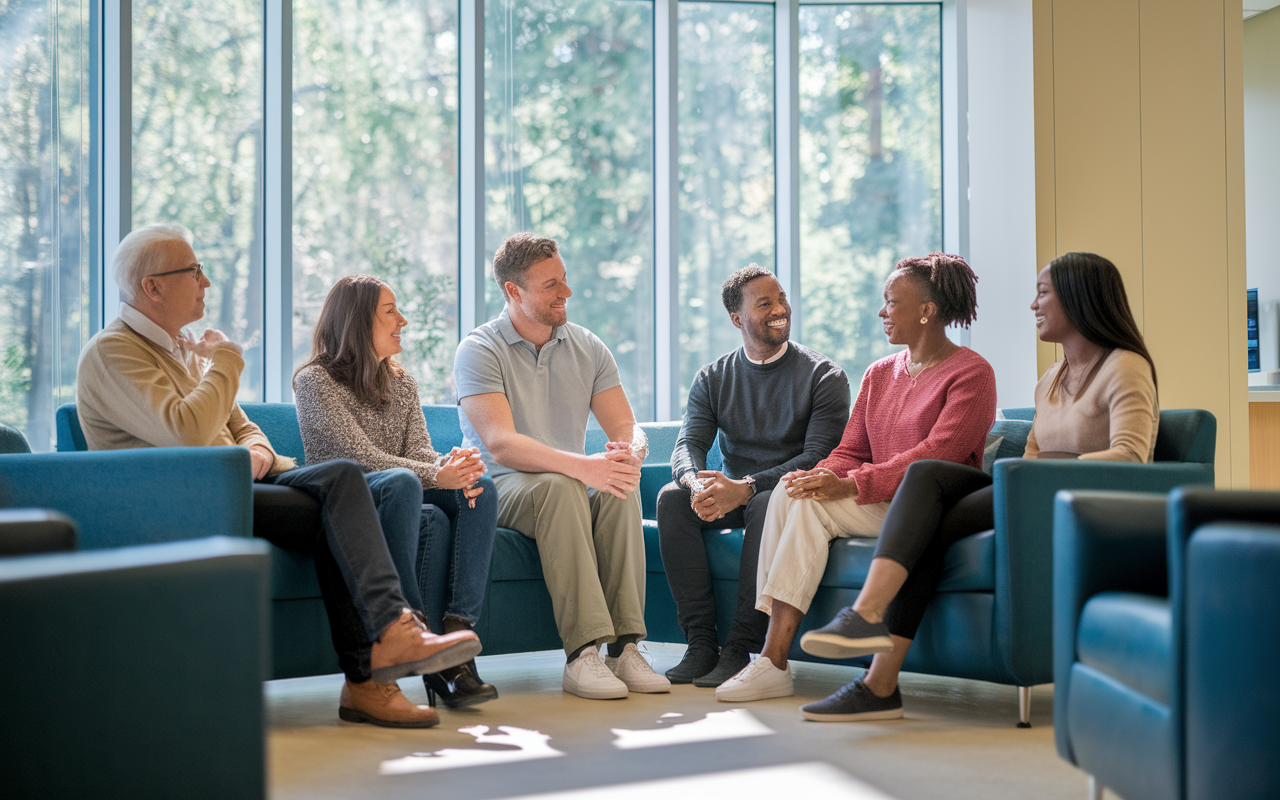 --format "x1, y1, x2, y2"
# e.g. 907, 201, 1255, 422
152, 263, 205, 281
